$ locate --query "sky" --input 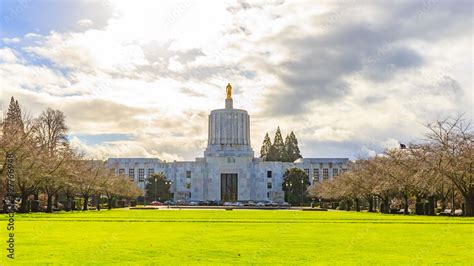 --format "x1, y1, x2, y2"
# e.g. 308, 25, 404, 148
0, 0, 472, 161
